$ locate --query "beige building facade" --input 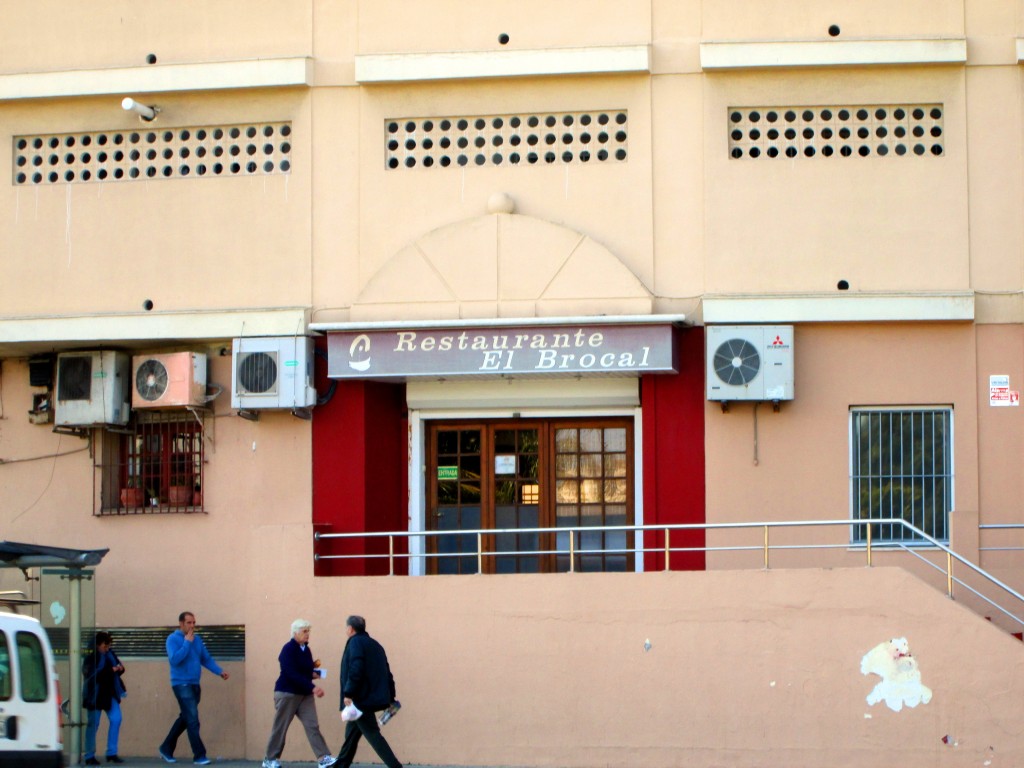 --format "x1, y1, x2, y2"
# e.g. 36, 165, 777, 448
2, 2, 1024, 766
